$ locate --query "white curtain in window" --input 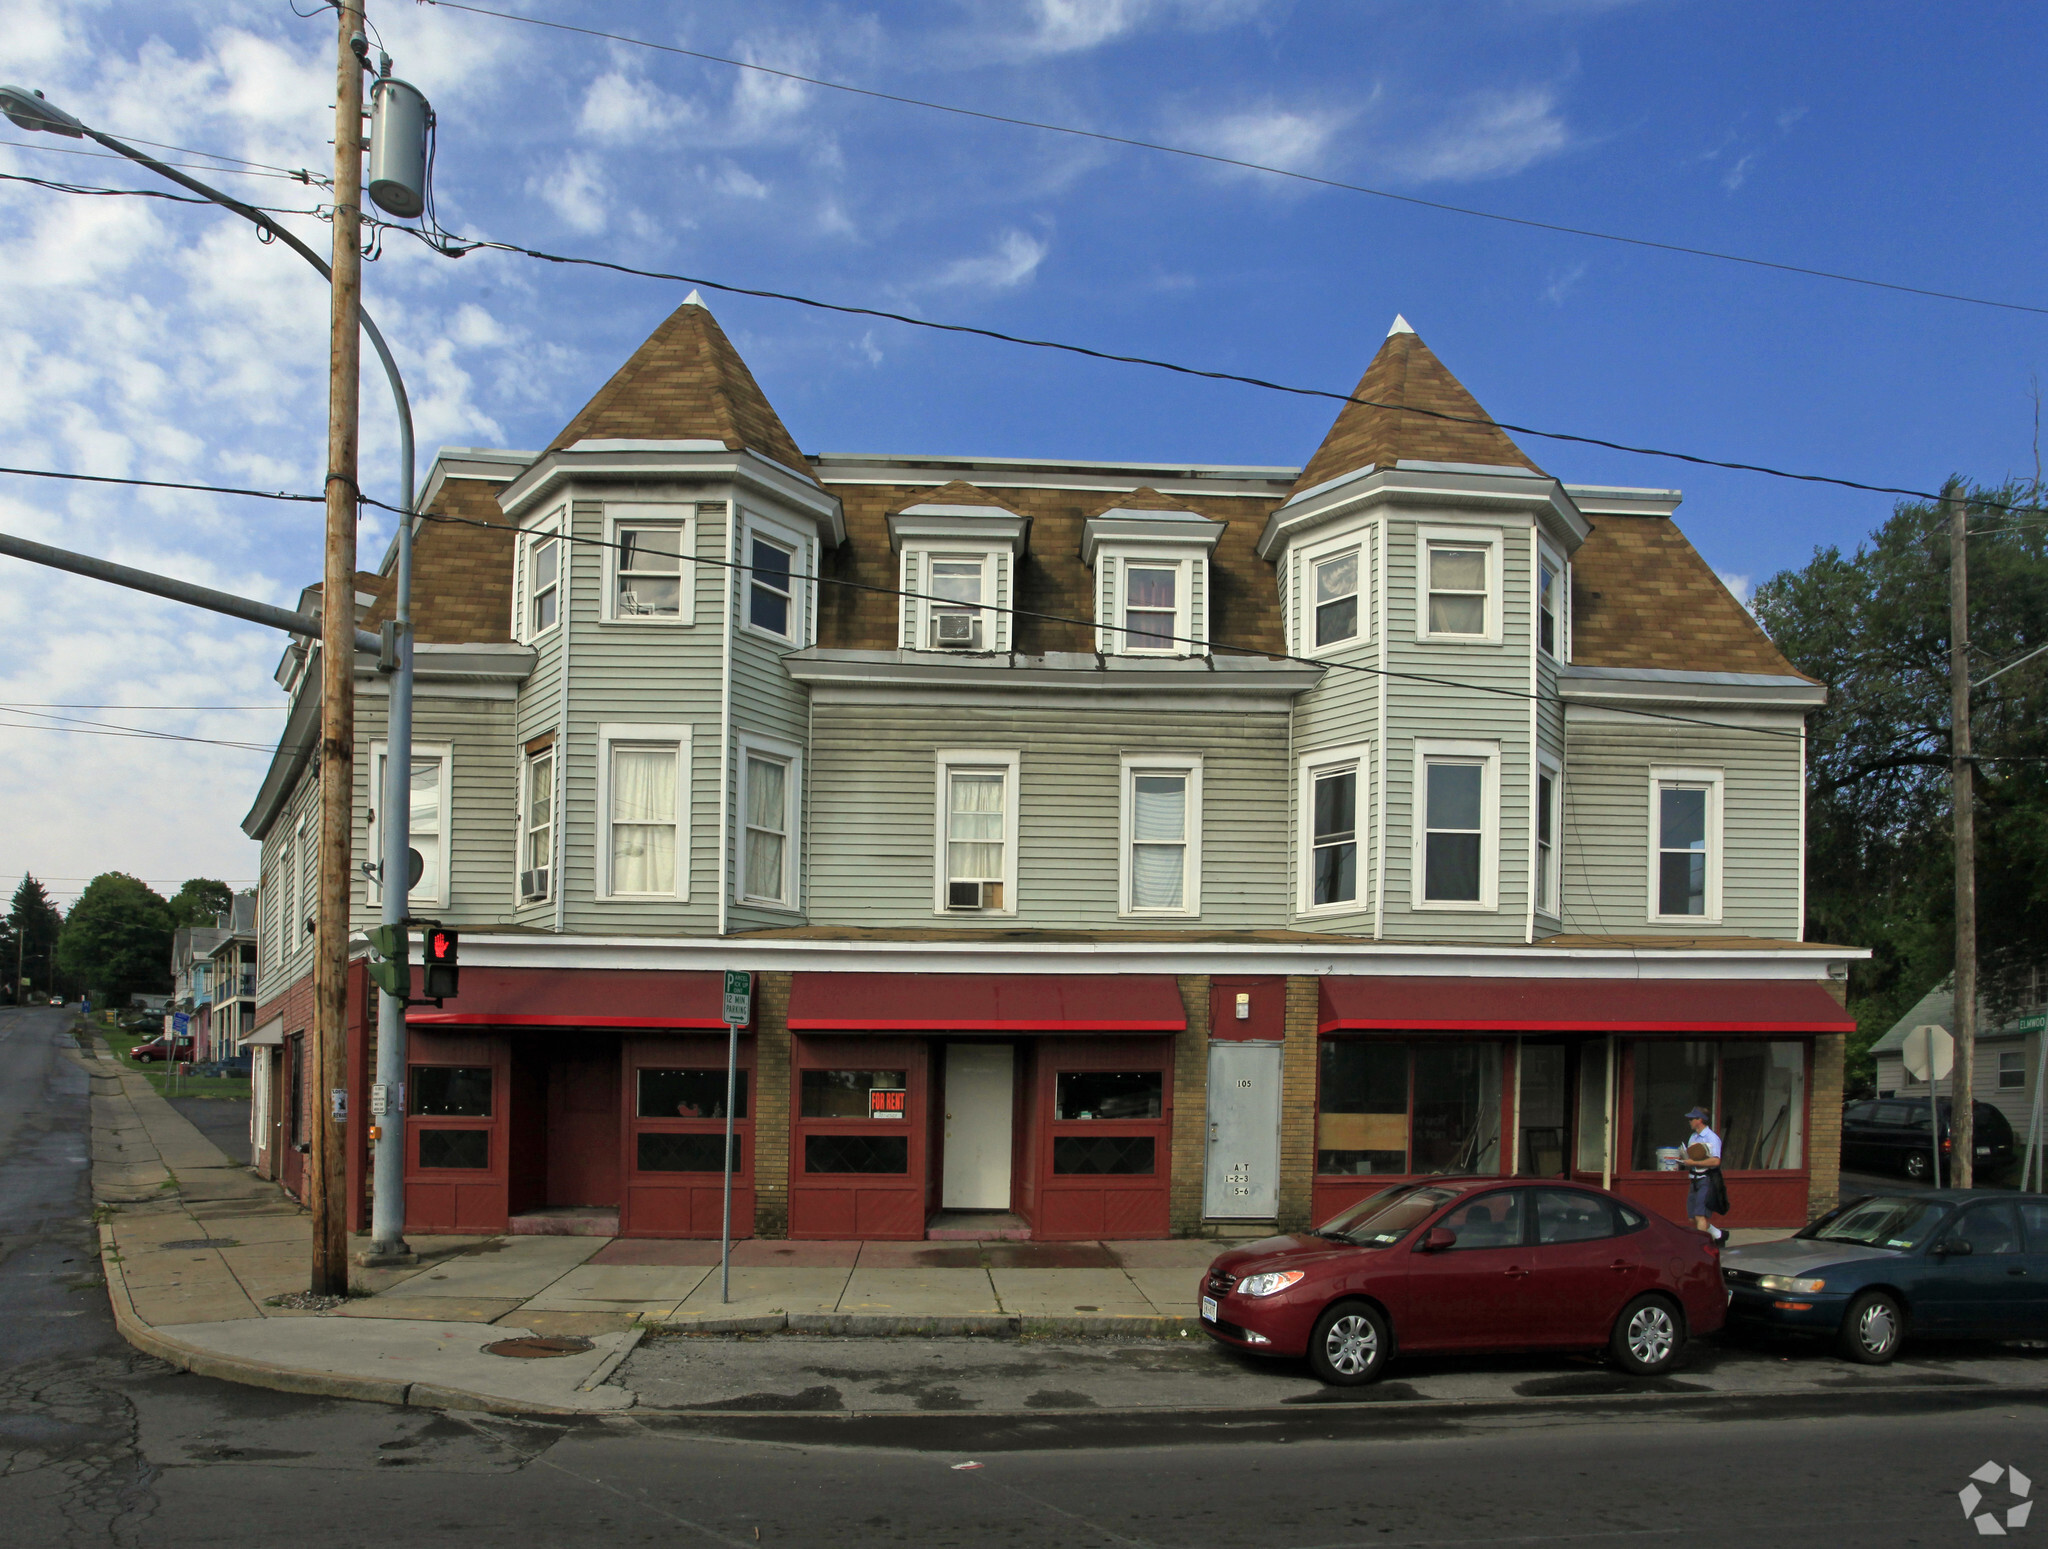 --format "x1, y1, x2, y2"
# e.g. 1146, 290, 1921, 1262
947, 773, 1004, 880
611, 746, 677, 894
745, 755, 787, 900
408, 758, 442, 901
1130, 774, 1186, 909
